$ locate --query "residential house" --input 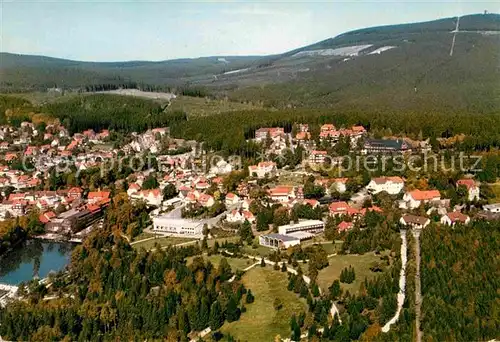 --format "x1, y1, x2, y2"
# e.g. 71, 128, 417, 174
440, 212, 470, 226
255, 127, 284, 141
248, 161, 277, 179
225, 193, 240, 206
338, 221, 354, 232
268, 186, 295, 203
226, 209, 255, 223
400, 214, 430, 229
367, 176, 405, 195
308, 150, 328, 164
402, 190, 441, 209
456, 179, 480, 201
